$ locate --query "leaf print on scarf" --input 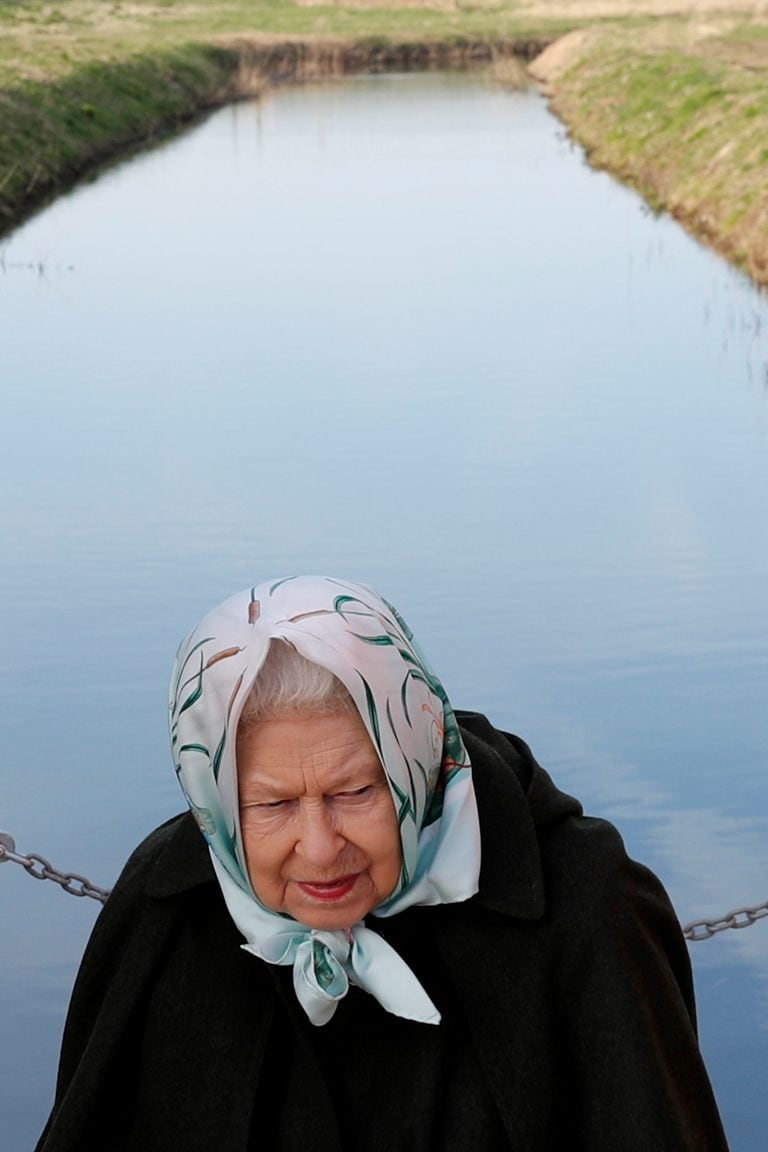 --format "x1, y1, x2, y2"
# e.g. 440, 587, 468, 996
170, 644, 243, 738
358, 673, 383, 758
